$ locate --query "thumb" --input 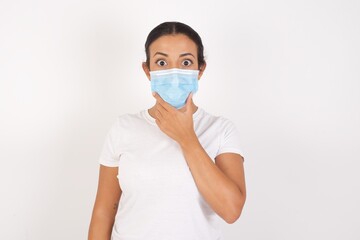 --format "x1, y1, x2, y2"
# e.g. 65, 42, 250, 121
185, 92, 193, 112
